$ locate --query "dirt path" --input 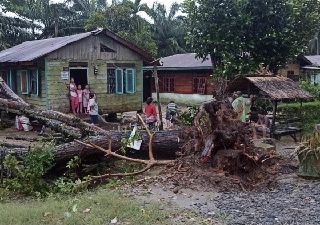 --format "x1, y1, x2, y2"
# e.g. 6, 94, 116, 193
126, 139, 320, 225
